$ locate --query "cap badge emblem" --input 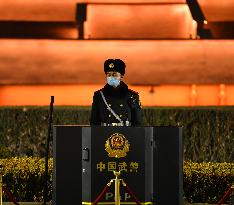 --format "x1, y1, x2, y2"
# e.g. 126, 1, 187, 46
109, 63, 114, 68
